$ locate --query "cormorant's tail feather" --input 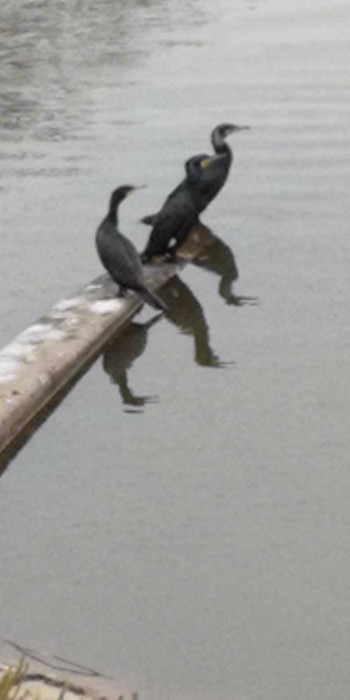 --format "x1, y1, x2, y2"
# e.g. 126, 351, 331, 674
140, 251, 150, 264
141, 287, 167, 312
140, 213, 158, 227
143, 313, 164, 330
